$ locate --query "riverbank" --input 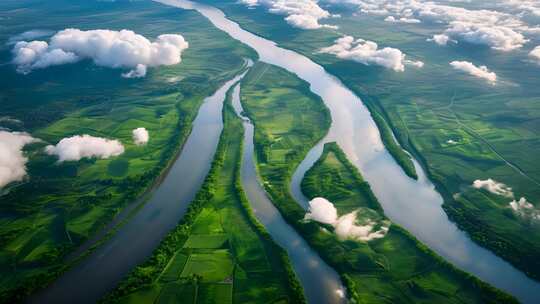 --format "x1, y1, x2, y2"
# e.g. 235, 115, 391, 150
102, 83, 304, 304
199, 0, 540, 283
302, 142, 516, 303
0, 1, 255, 301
